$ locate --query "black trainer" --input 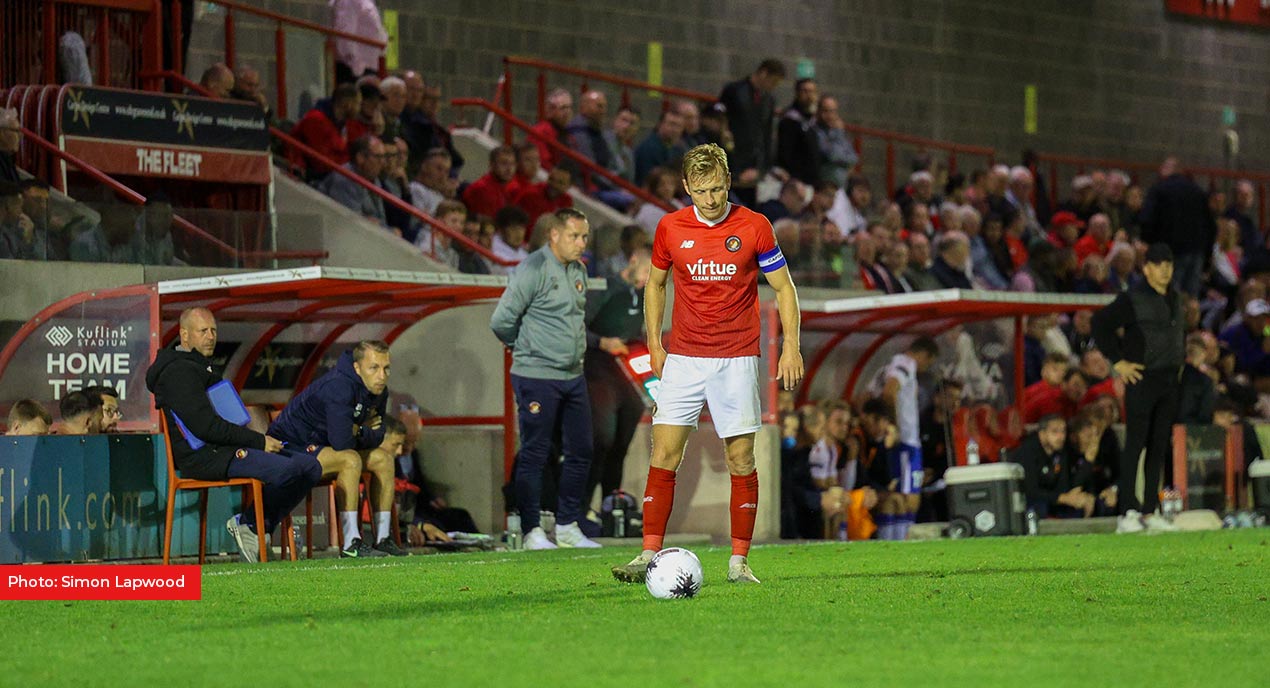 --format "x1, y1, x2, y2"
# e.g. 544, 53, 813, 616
341, 537, 388, 558
373, 537, 408, 557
